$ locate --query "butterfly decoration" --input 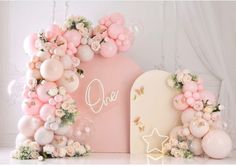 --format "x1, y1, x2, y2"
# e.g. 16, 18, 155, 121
133, 116, 145, 132
133, 86, 144, 100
